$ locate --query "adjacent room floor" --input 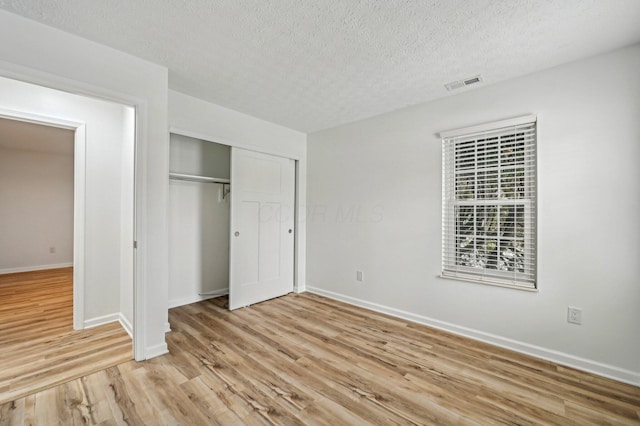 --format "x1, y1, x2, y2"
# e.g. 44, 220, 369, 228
1, 291, 638, 424
0, 268, 132, 405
